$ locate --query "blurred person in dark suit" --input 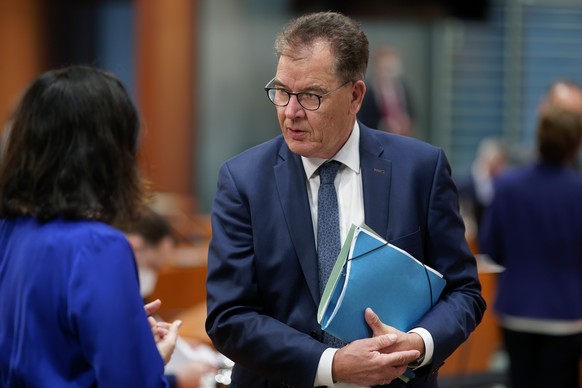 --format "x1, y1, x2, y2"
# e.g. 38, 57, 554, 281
358, 46, 415, 136
0, 65, 180, 386
479, 106, 582, 388
456, 137, 508, 250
